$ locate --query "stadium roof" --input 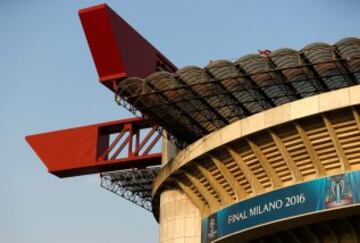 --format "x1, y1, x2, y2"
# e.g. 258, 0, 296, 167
115, 37, 360, 147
